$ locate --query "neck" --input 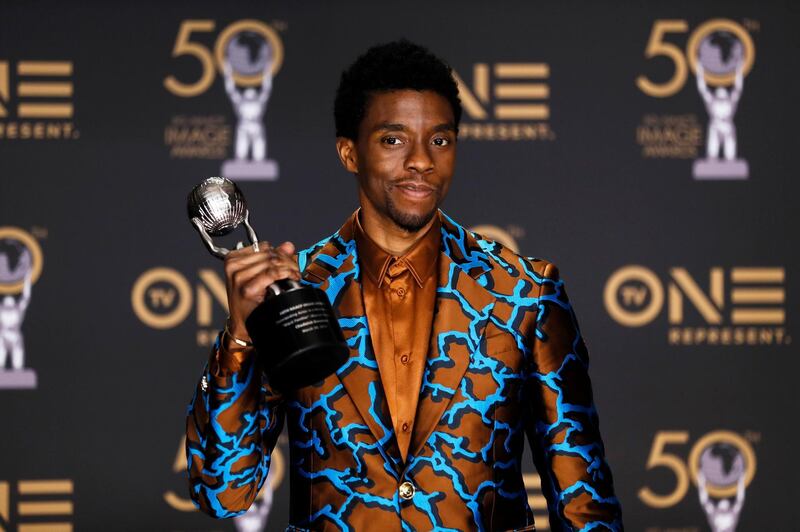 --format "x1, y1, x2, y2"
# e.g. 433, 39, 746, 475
358, 201, 437, 257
